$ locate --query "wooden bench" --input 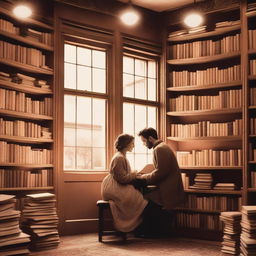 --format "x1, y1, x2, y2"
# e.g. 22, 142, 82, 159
96, 200, 127, 242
